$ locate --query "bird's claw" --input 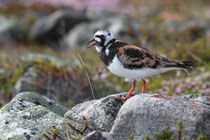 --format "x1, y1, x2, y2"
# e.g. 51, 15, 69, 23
115, 96, 130, 101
